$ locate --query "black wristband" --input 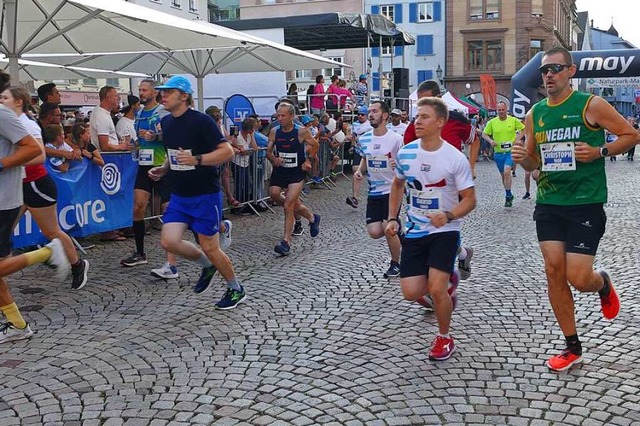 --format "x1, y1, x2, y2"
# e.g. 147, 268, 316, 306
388, 218, 399, 223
